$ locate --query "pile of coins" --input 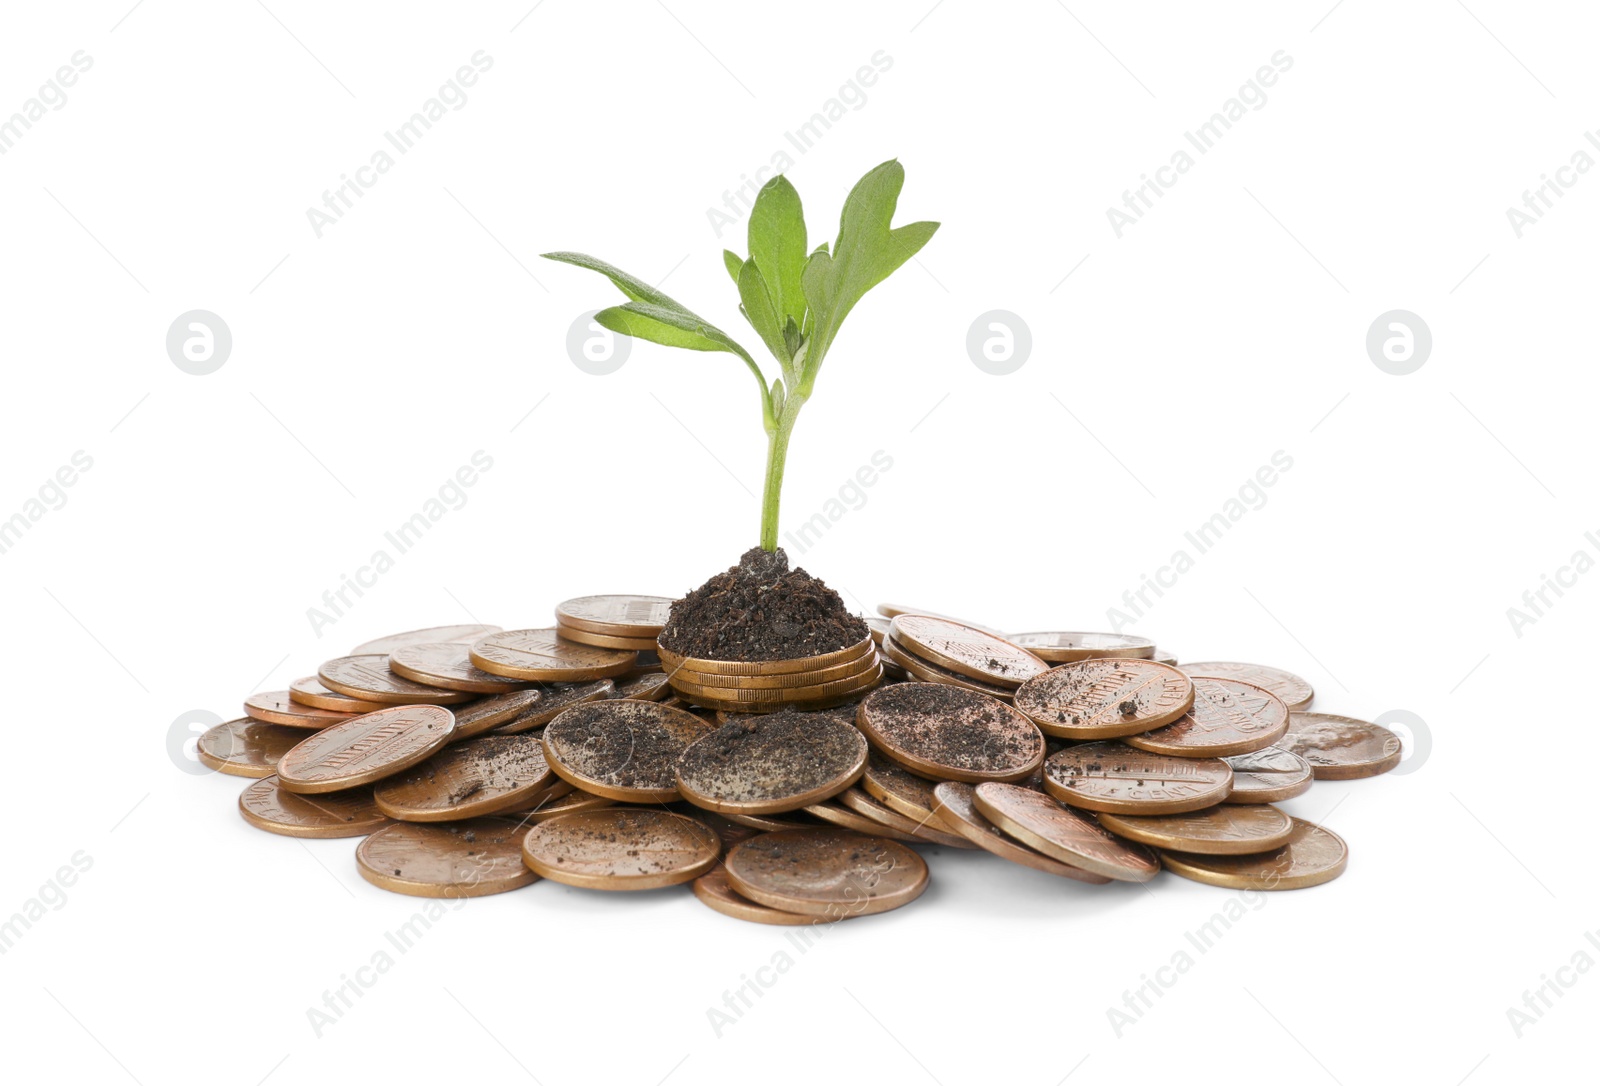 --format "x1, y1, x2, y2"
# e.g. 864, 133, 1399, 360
198, 597, 1403, 923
